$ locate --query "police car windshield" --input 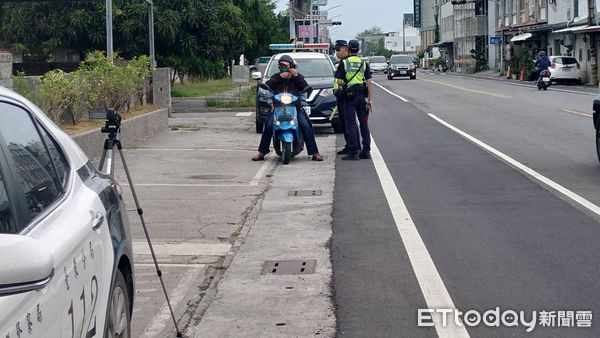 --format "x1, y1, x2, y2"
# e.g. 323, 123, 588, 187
267, 58, 334, 78
370, 56, 387, 63
390, 55, 413, 64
